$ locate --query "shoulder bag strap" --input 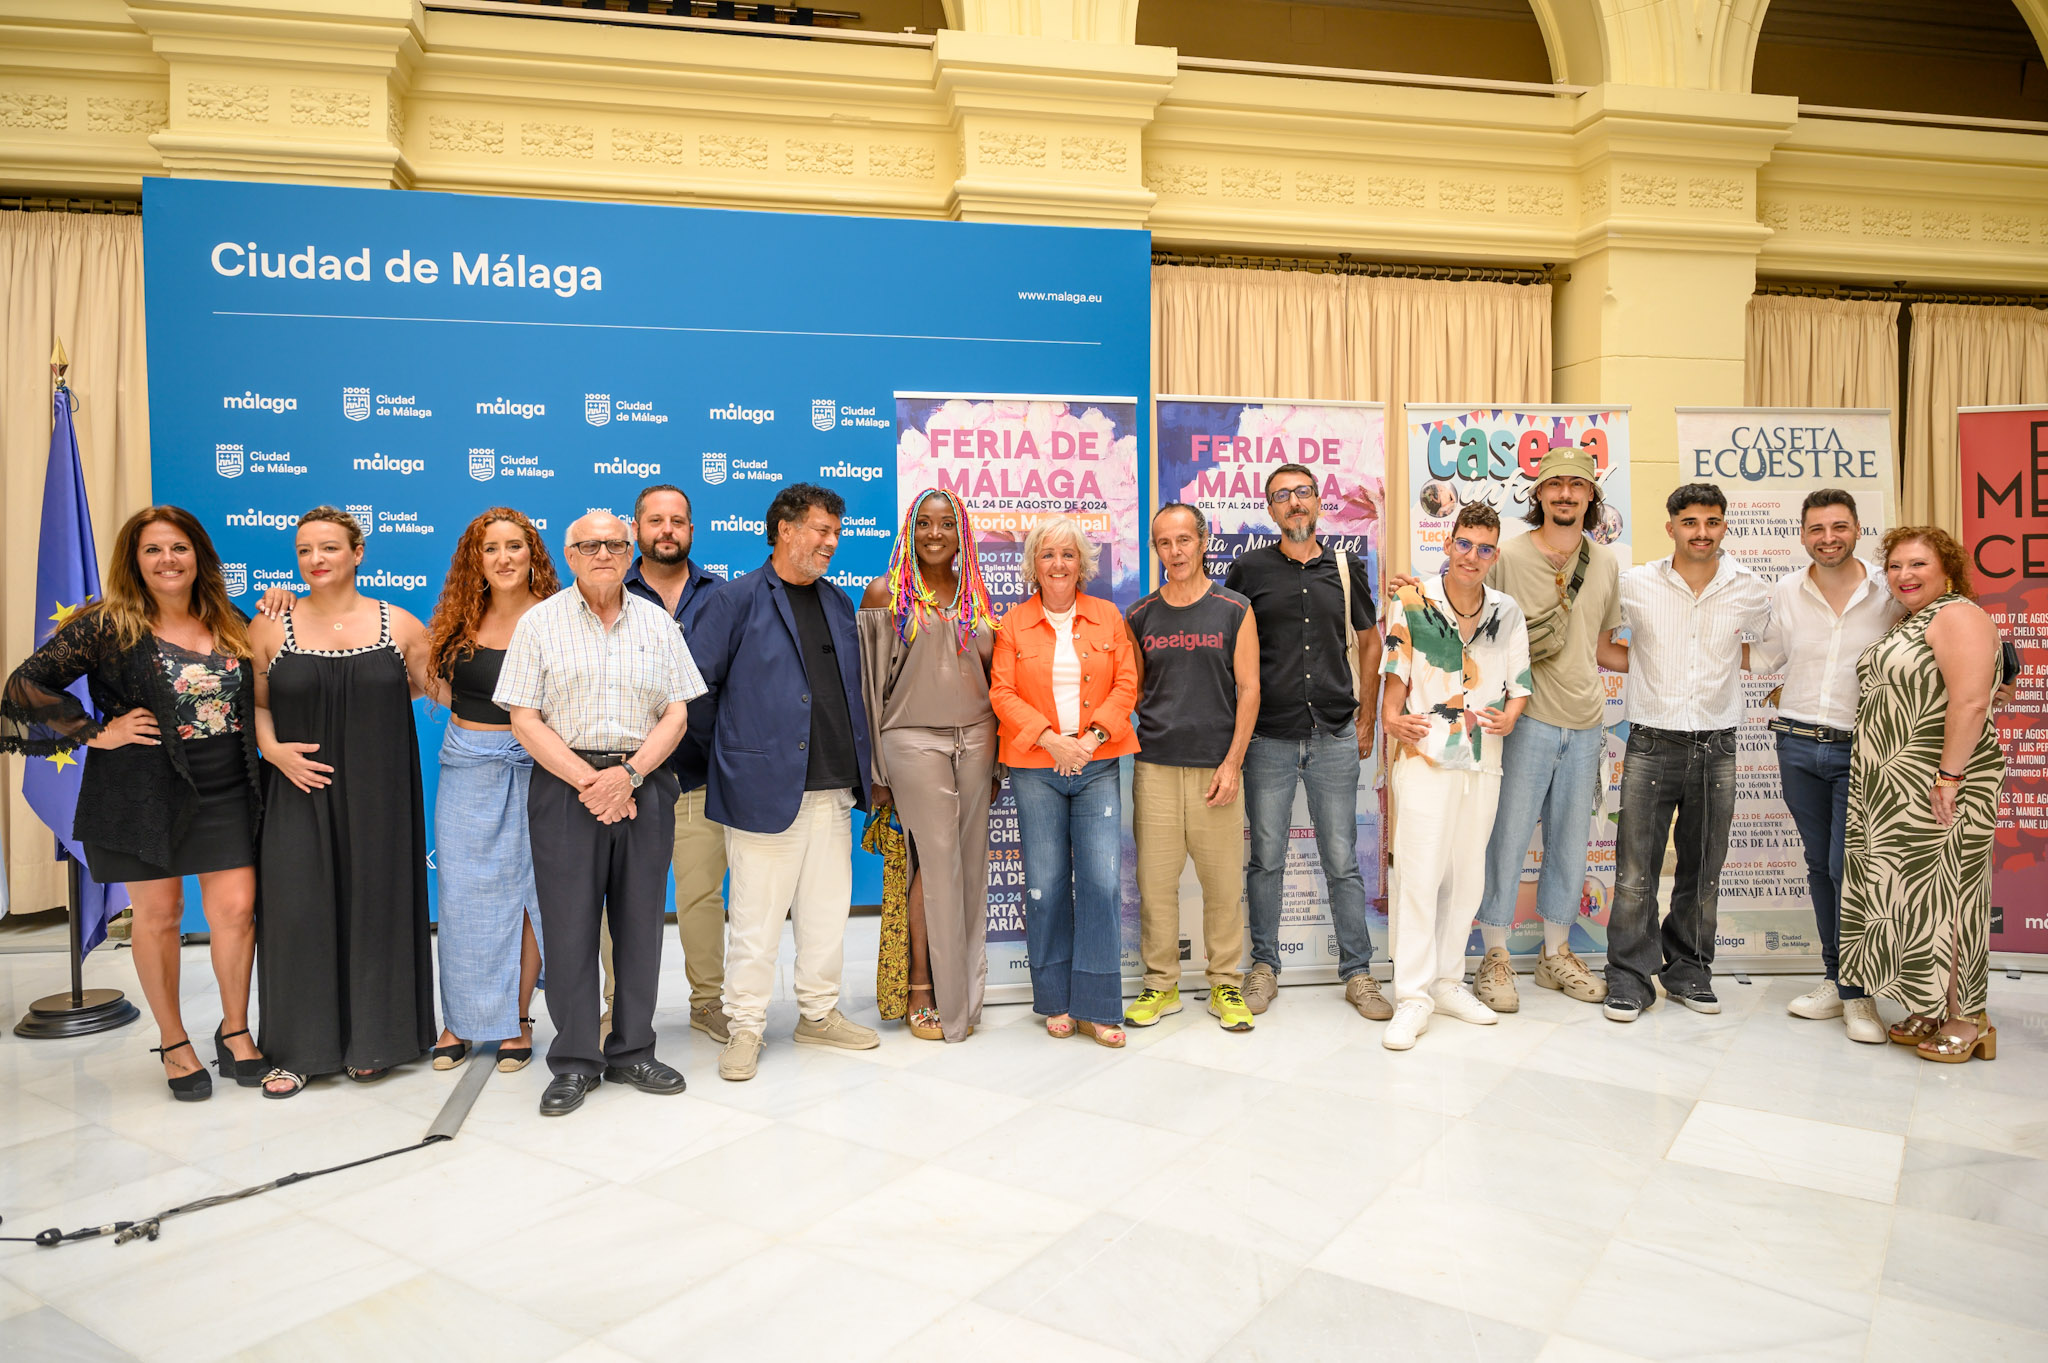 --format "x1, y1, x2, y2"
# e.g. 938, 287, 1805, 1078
1334, 547, 1362, 704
